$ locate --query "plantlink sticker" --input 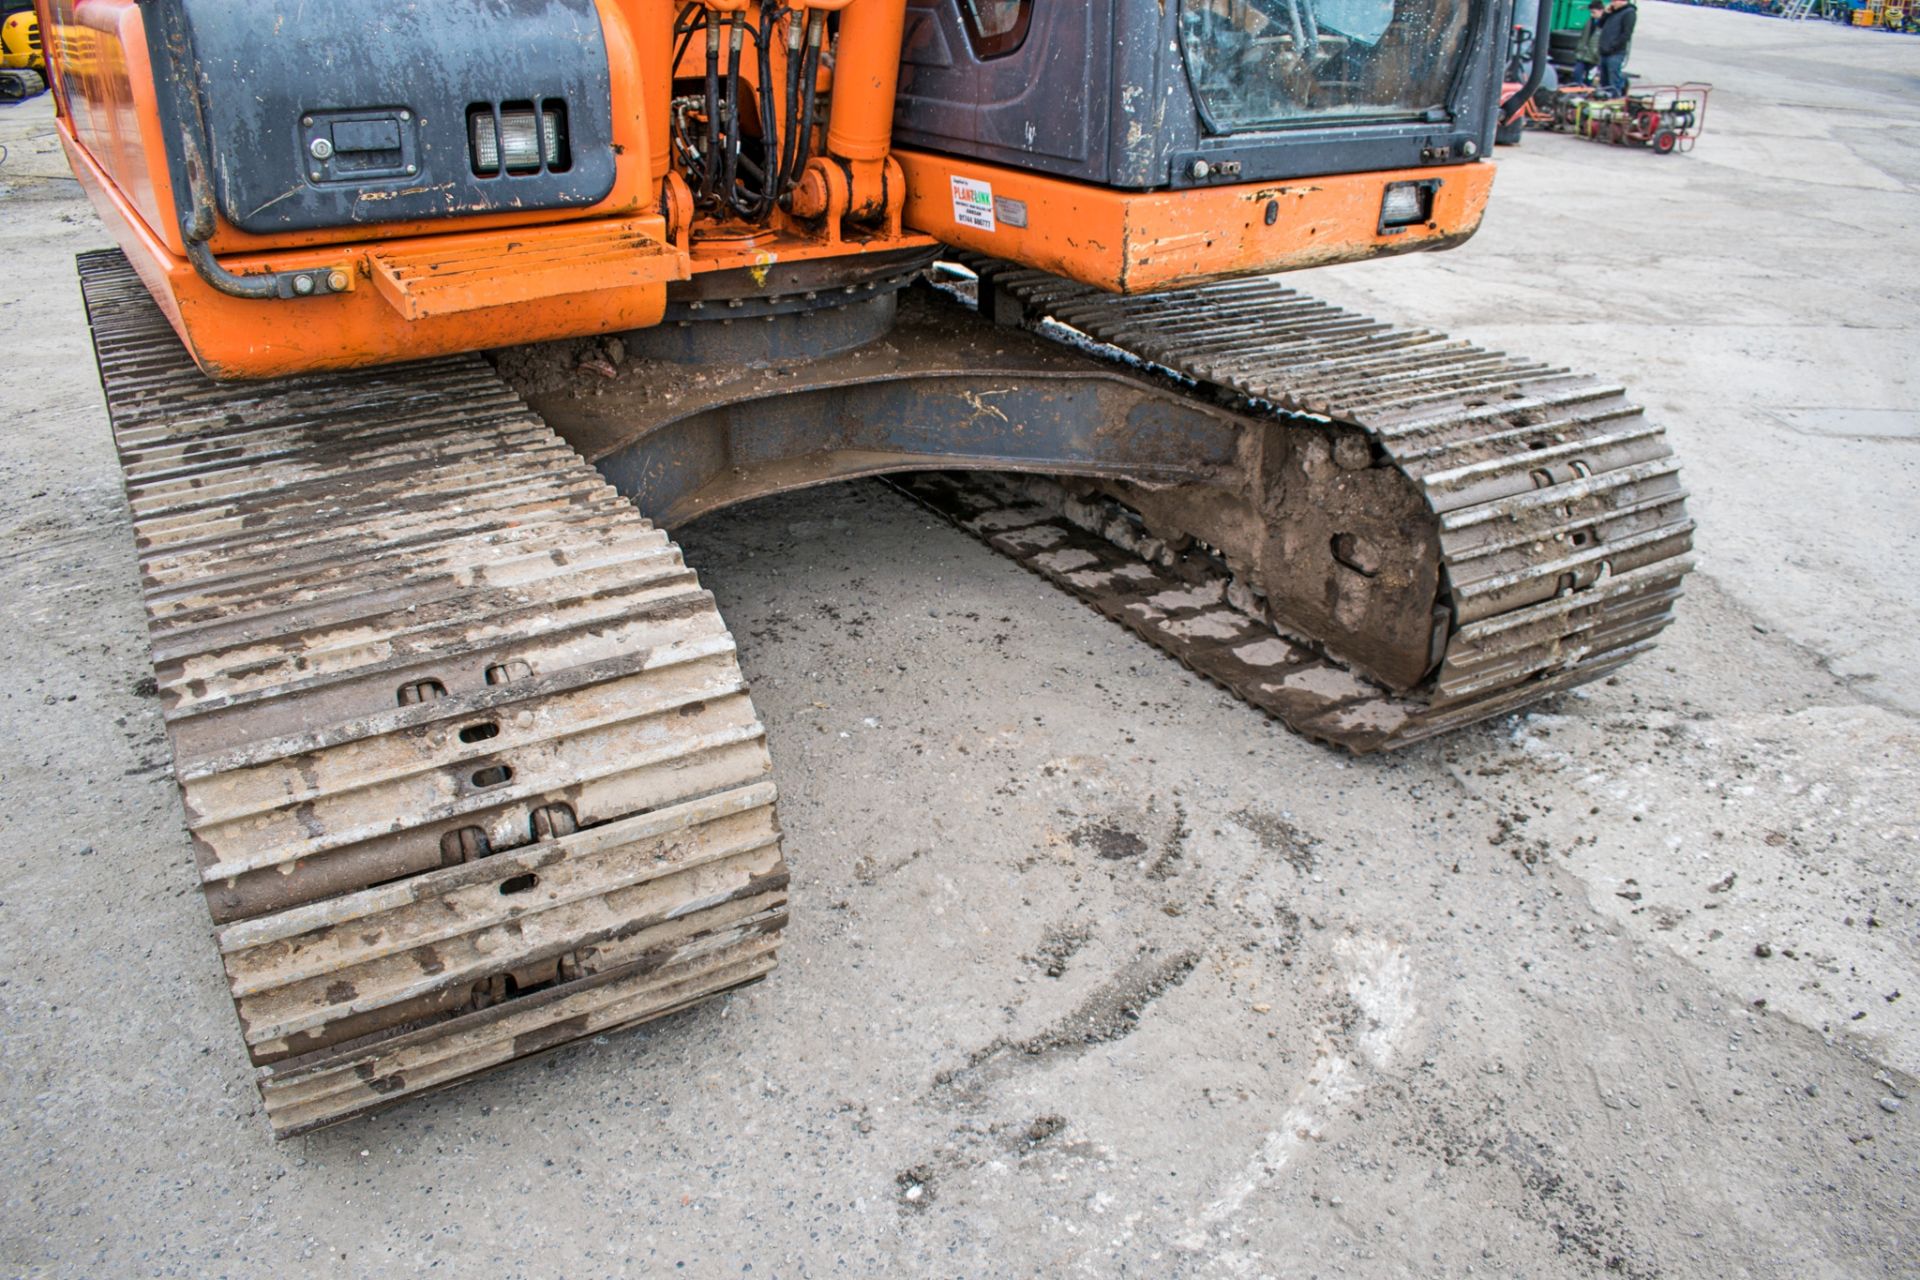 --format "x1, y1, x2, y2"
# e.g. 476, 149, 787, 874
951, 176, 996, 232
